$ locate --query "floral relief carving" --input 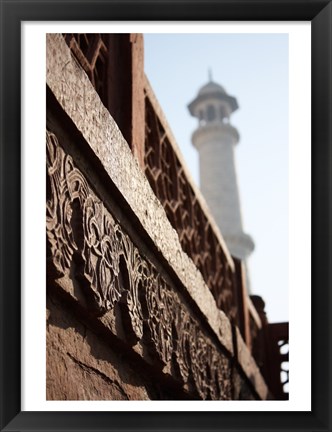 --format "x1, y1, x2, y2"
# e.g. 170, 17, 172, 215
140, 269, 174, 366
46, 129, 232, 399
47, 132, 79, 276
173, 308, 193, 384
118, 235, 144, 342
78, 196, 122, 313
